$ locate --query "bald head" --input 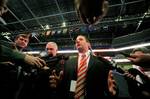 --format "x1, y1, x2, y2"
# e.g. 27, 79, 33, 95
46, 42, 58, 57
